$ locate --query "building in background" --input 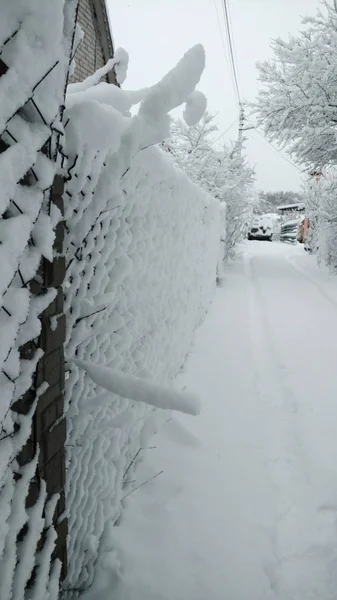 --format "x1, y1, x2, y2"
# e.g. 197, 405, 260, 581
277, 202, 305, 216
71, 0, 117, 84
